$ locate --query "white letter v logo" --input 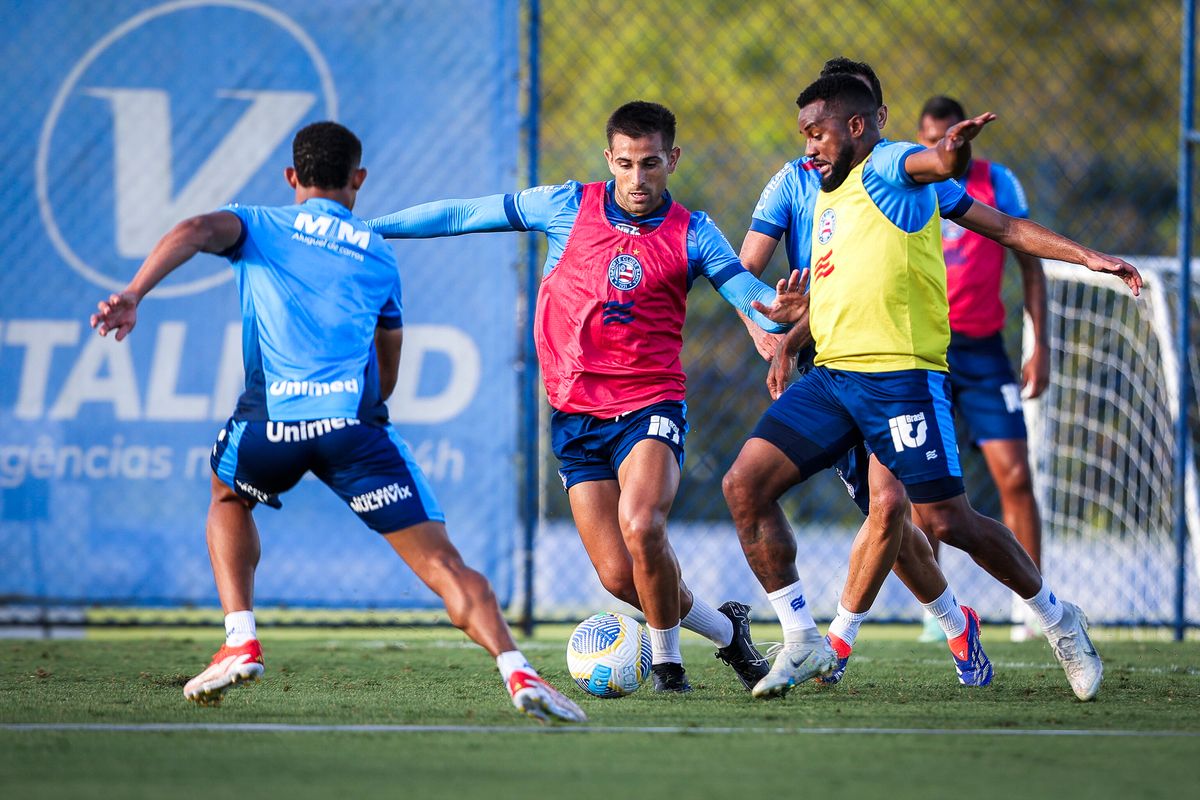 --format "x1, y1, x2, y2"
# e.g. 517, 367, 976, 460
84, 88, 316, 256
